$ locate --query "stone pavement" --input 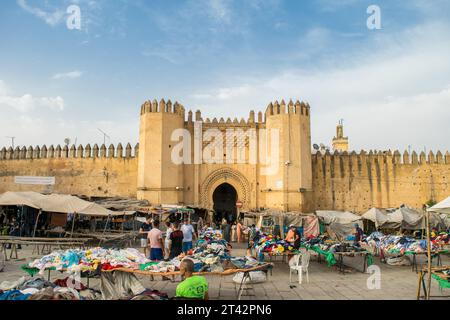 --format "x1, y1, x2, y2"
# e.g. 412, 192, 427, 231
1, 243, 449, 300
